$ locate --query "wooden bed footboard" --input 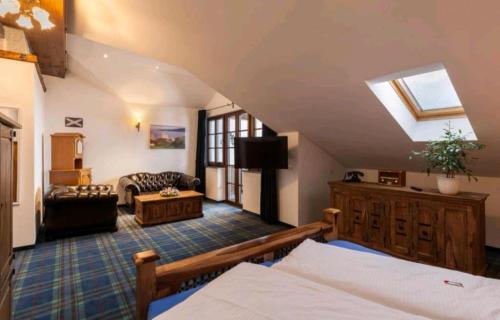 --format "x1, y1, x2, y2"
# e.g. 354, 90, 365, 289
132, 208, 341, 320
